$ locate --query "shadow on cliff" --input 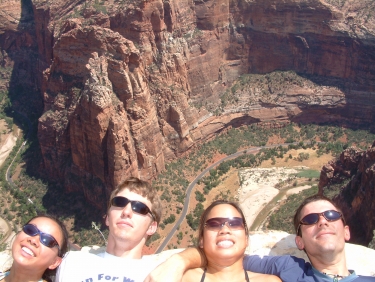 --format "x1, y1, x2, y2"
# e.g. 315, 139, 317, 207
2, 0, 108, 235
293, 73, 375, 131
